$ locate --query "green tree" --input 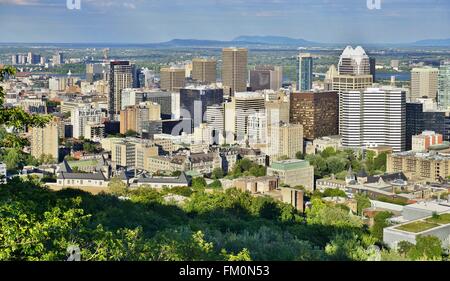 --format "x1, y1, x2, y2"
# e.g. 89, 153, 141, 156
355, 194, 371, 216
371, 211, 393, 241
406, 236, 443, 261
191, 177, 207, 189
108, 177, 128, 196
0, 66, 51, 148
295, 151, 305, 160
321, 147, 337, 158
211, 168, 224, 179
